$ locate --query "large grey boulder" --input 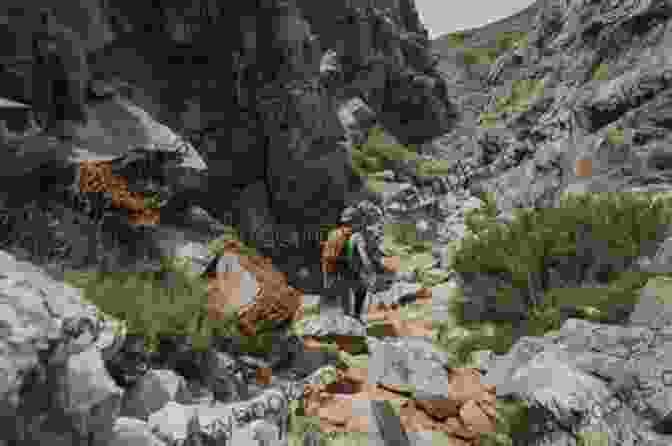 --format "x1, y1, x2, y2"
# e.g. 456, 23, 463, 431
480, 286, 672, 445
0, 250, 122, 445
366, 337, 452, 398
